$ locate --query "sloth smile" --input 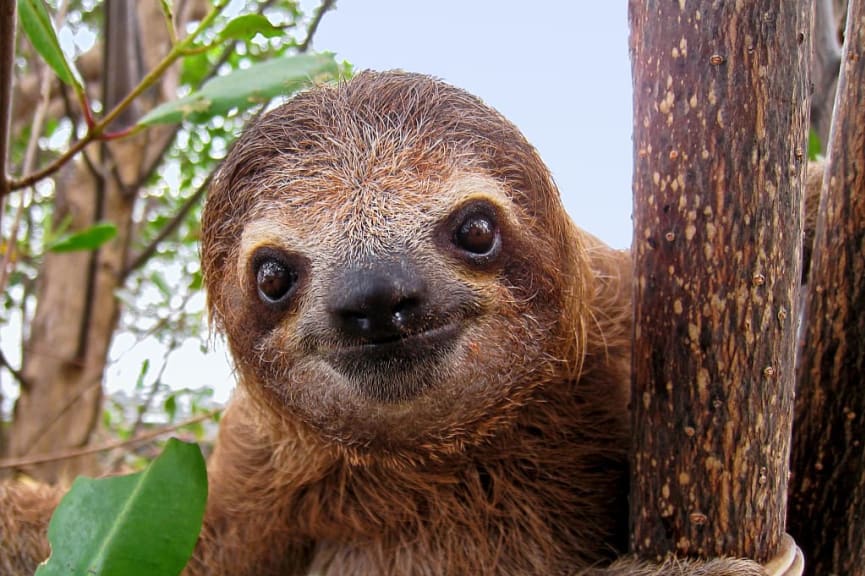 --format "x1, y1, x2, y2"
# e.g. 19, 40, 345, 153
326, 323, 462, 365
320, 323, 463, 401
